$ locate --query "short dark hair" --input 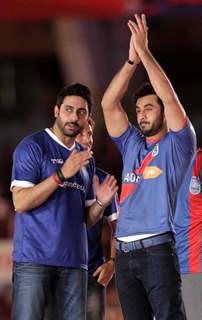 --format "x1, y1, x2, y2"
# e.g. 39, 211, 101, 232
56, 83, 93, 114
134, 82, 164, 112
